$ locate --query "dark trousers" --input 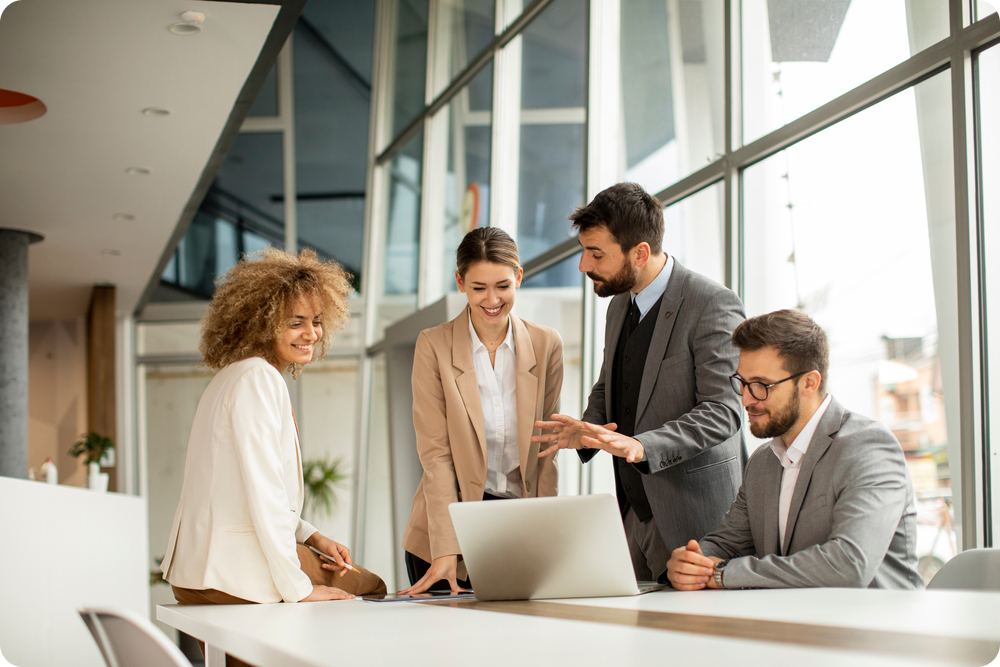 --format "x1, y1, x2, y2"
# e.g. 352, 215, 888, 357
404, 491, 505, 588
